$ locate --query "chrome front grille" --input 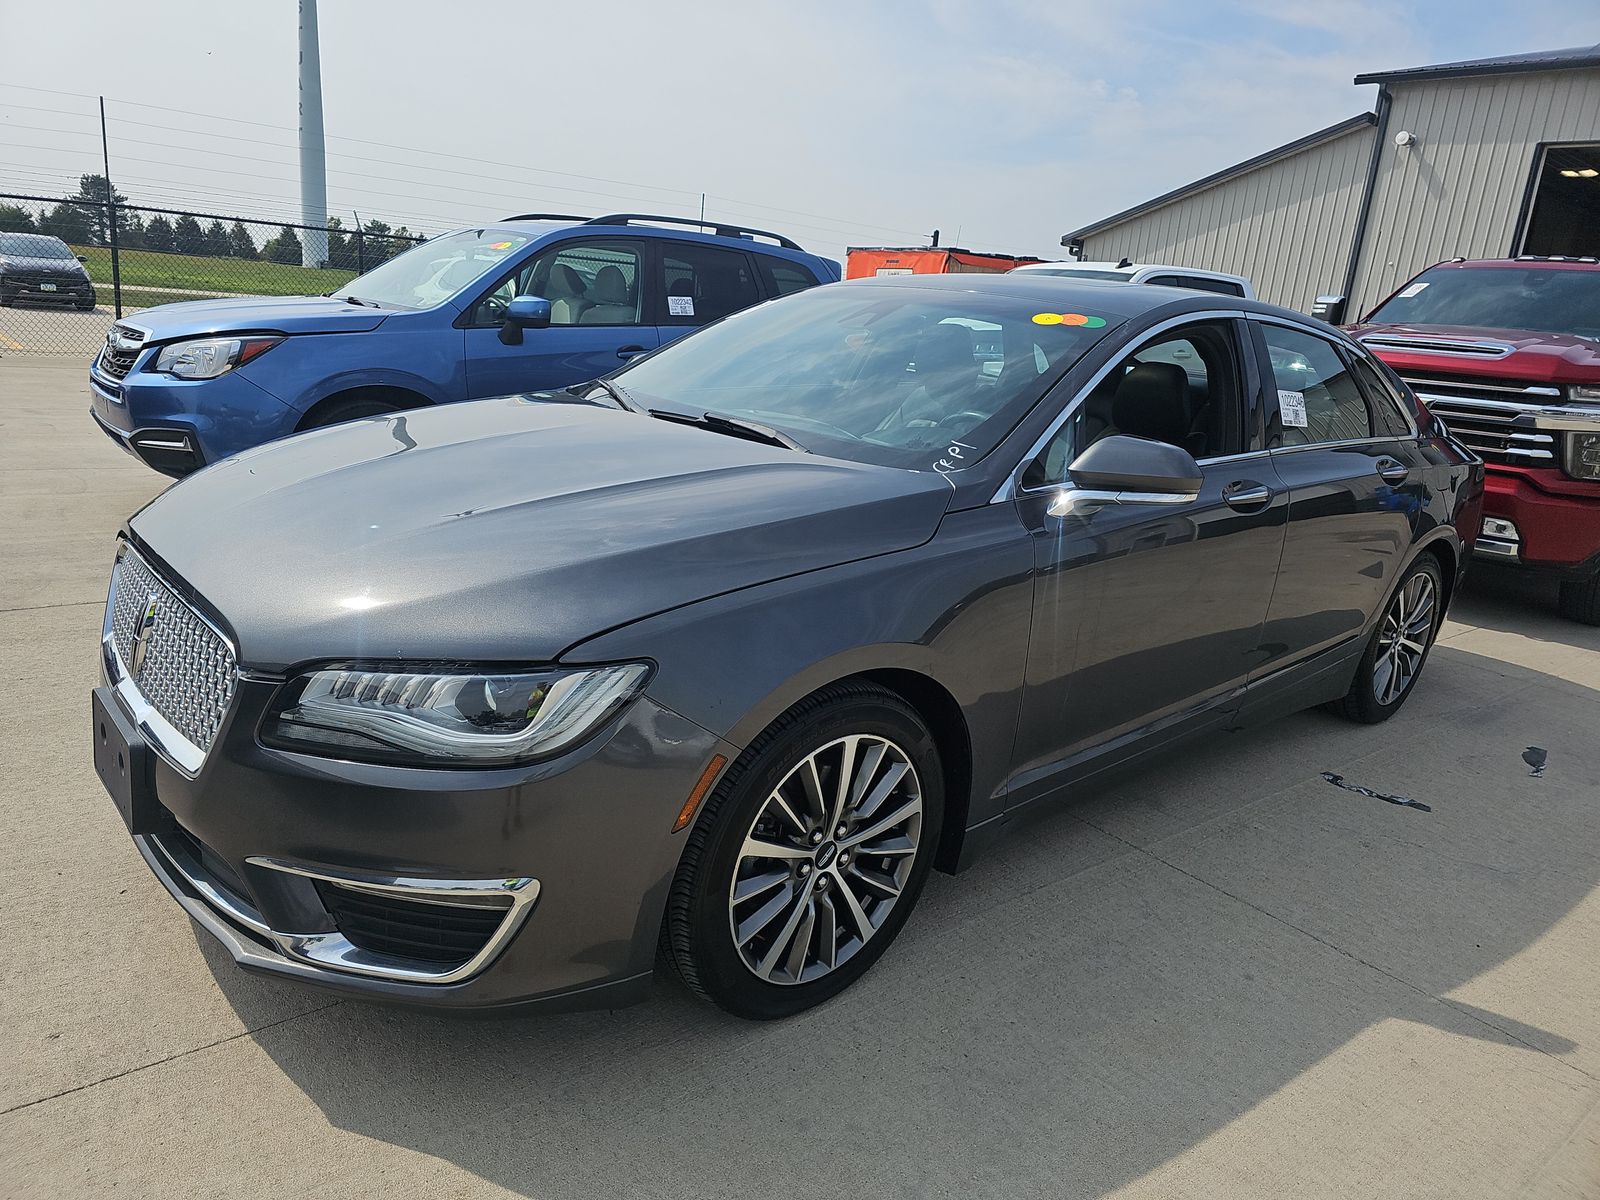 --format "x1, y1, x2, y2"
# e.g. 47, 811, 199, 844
107, 546, 237, 758
1397, 375, 1563, 465
97, 324, 145, 381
